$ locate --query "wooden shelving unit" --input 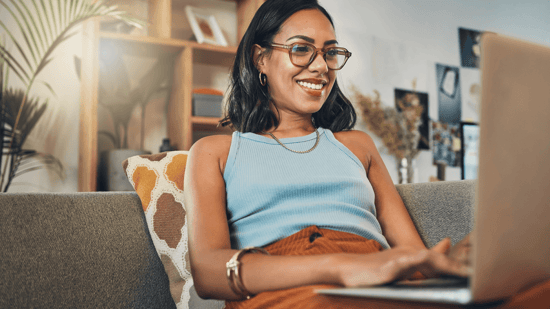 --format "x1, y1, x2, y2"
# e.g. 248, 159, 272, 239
78, 0, 264, 191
